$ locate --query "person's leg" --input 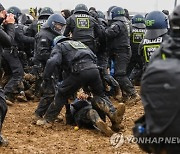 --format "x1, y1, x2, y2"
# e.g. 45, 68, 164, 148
43, 75, 81, 123
35, 78, 55, 117
87, 109, 114, 136
3, 51, 24, 101
0, 88, 8, 146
